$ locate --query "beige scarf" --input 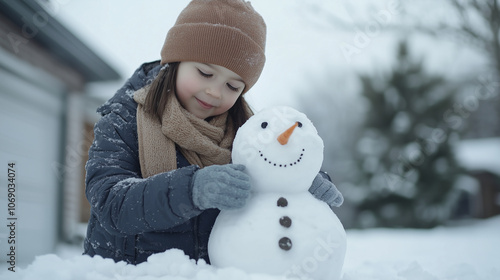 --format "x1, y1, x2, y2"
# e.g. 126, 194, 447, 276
133, 86, 236, 178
